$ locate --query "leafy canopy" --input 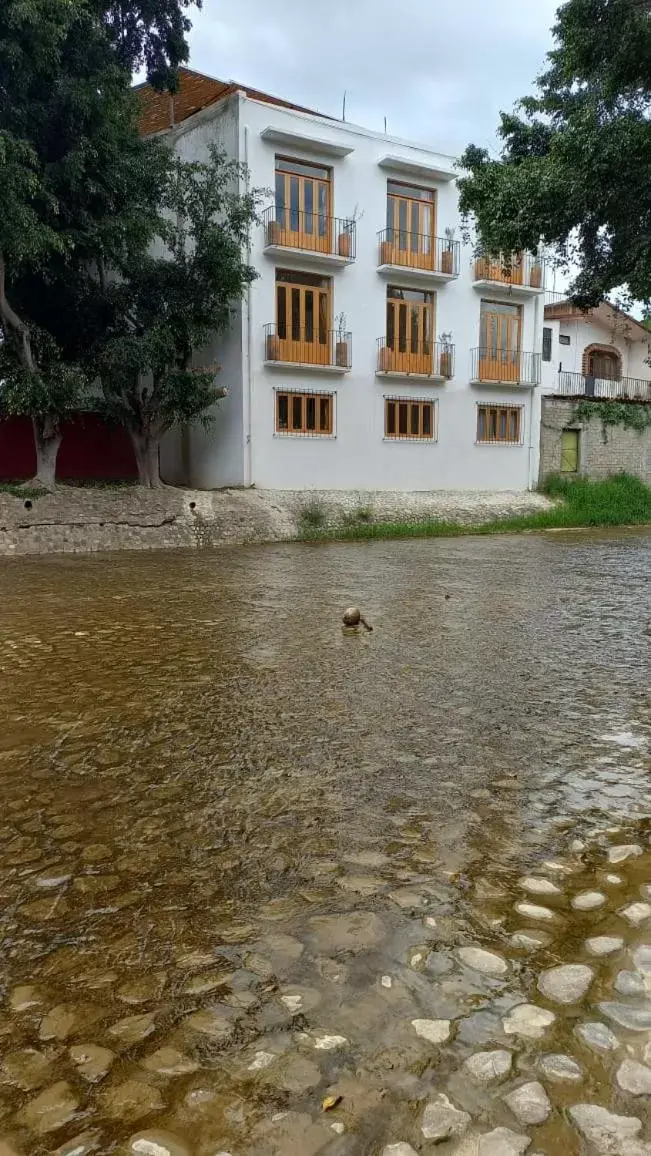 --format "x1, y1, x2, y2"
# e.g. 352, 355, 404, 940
458, 0, 651, 307
97, 146, 261, 442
